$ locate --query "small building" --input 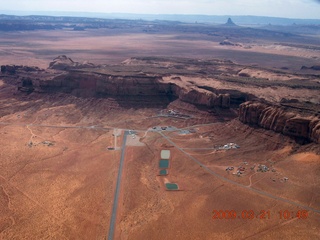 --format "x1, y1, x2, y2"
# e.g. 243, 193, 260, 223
161, 150, 171, 159
257, 165, 269, 172
159, 169, 168, 176
165, 183, 179, 190
159, 159, 169, 168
